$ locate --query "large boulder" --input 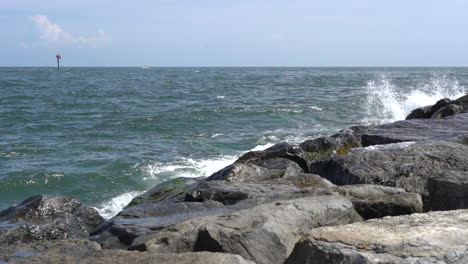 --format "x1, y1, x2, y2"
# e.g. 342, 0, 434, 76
0, 195, 103, 245
3, 238, 255, 264
206, 163, 297, 182
125, 177, 203, 208
333, 184, 423, 219
299, 131, 363, 161
406, 94, 468, 120
429, 170, 468, 211
406, 98, 451, 119
312, 140, 468, 210
285, 209, 468, 264
234, 142, 309, 172
128, 196, 362, 264
361, 113, 468, 146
